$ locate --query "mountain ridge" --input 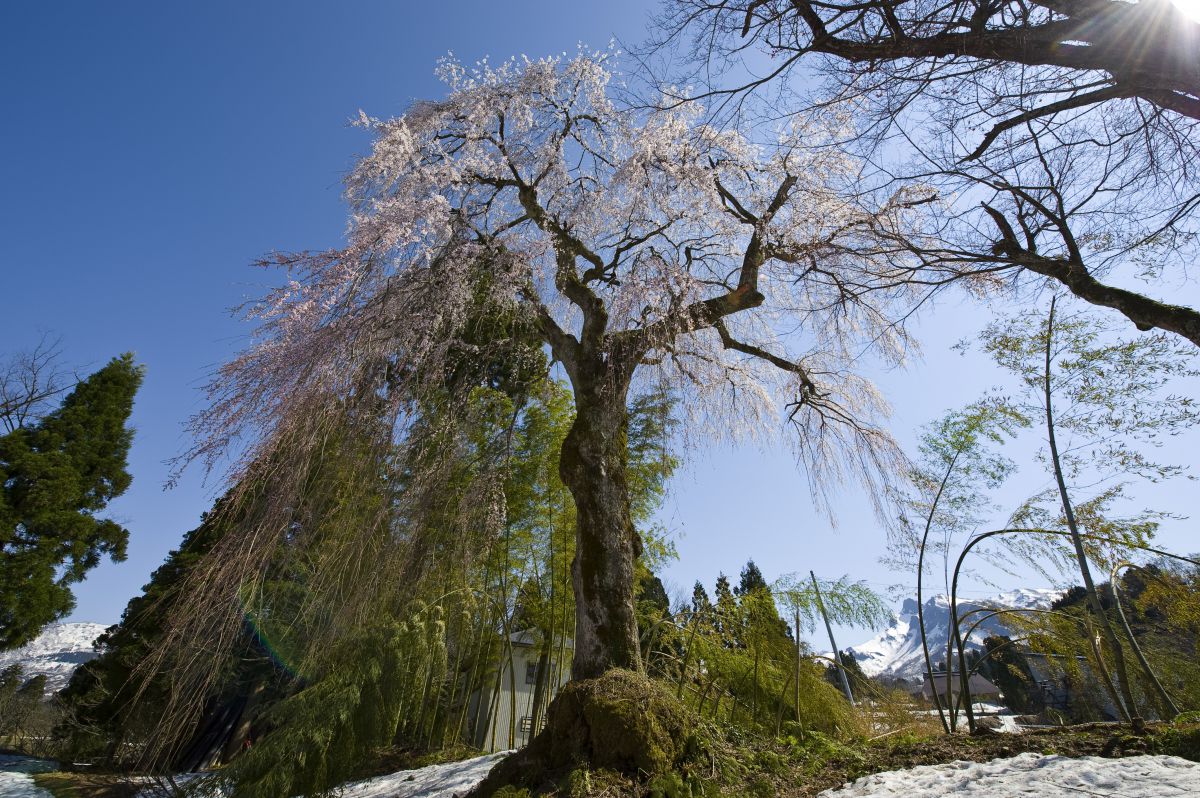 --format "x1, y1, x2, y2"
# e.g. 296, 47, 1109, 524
844, 588, 1063, 680
0, 622, 109, 693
